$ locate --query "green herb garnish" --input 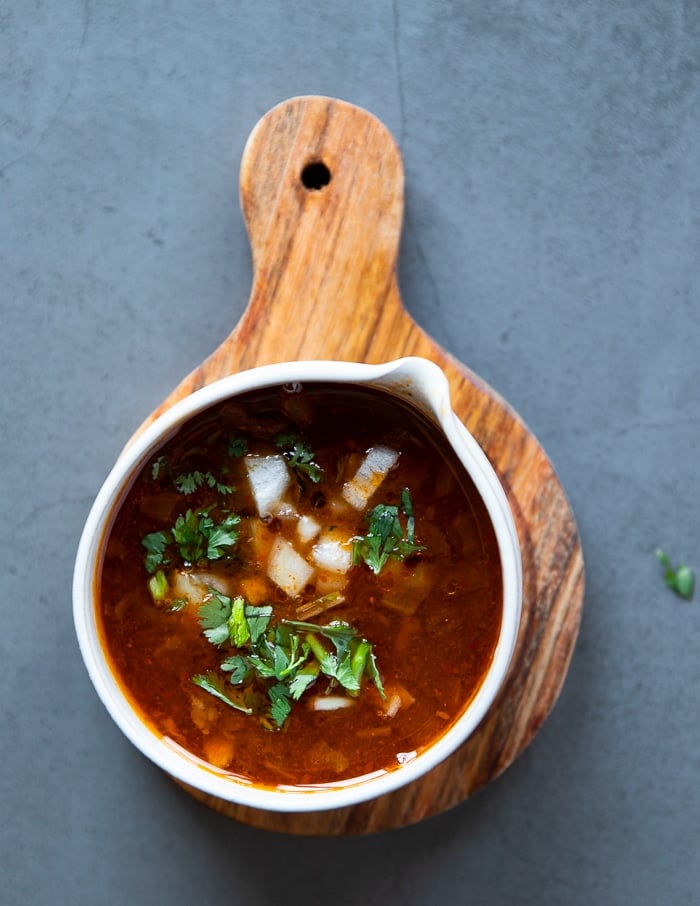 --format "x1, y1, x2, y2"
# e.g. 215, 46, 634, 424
142, 530, 170, 574
149, 454, 232, 495
147, 569, 169, 603
274, 432, 323, 484
656, 549, 695, 600
191, 672, 253, 715
268, 684, 293, 727
198, 593, 272, 647
173, 508, 240, 565
174, 470, 233, 496
352, 488, 424, 575
151, 455, 169, 480
141, 508, 240, 573
227, 435, 248, 458
191, 592, 384, 729
144, 566, 185, 610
